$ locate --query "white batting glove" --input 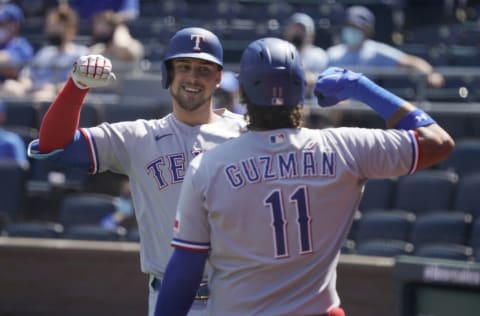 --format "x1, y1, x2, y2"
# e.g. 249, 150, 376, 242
71, 54, 116, 89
